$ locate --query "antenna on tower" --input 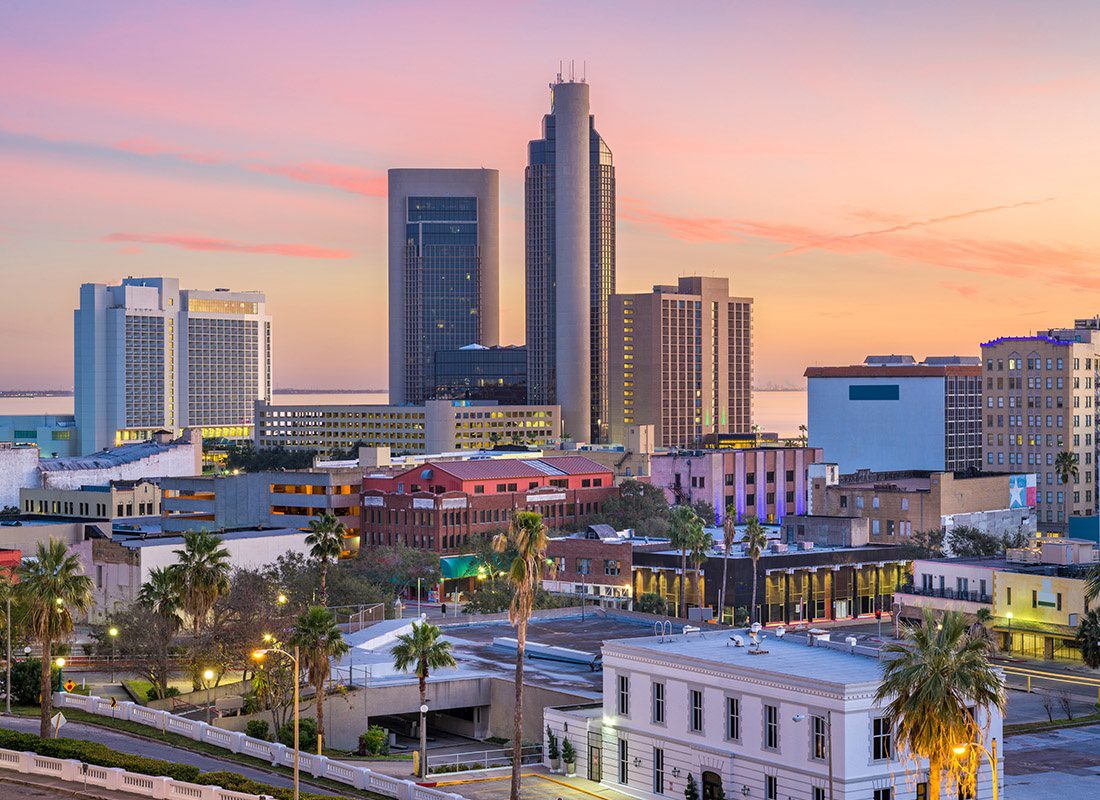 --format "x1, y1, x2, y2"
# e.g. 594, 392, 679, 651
558, 60, 563, 83
570, 59, 575, 81
583, 60, 587, 83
